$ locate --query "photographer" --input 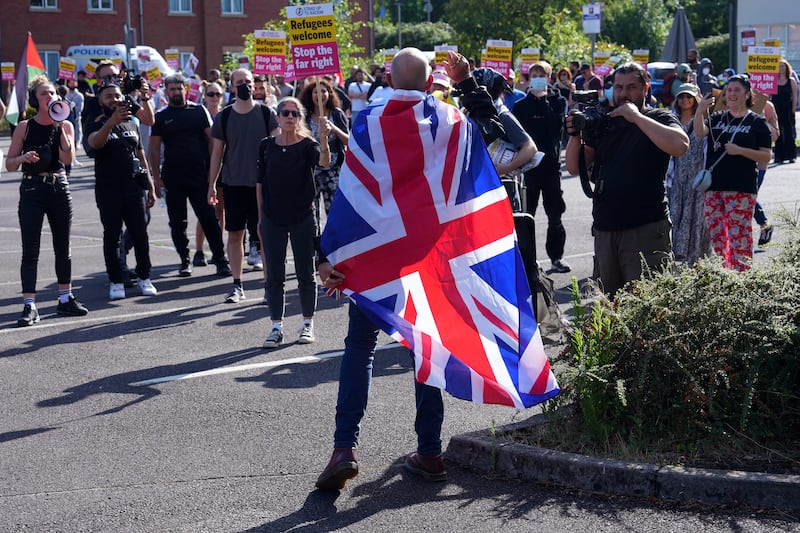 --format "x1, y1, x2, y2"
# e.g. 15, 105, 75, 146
82, 61, 155, 129
85, 83, 158, 300
565, 62, 688, 297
